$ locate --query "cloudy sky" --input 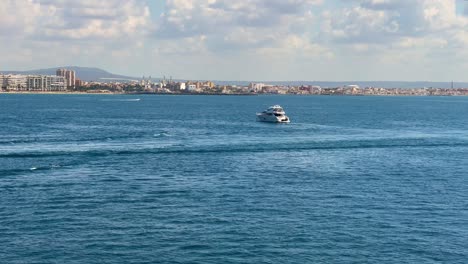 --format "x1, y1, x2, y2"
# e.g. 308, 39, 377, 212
1, 0, 468, 81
